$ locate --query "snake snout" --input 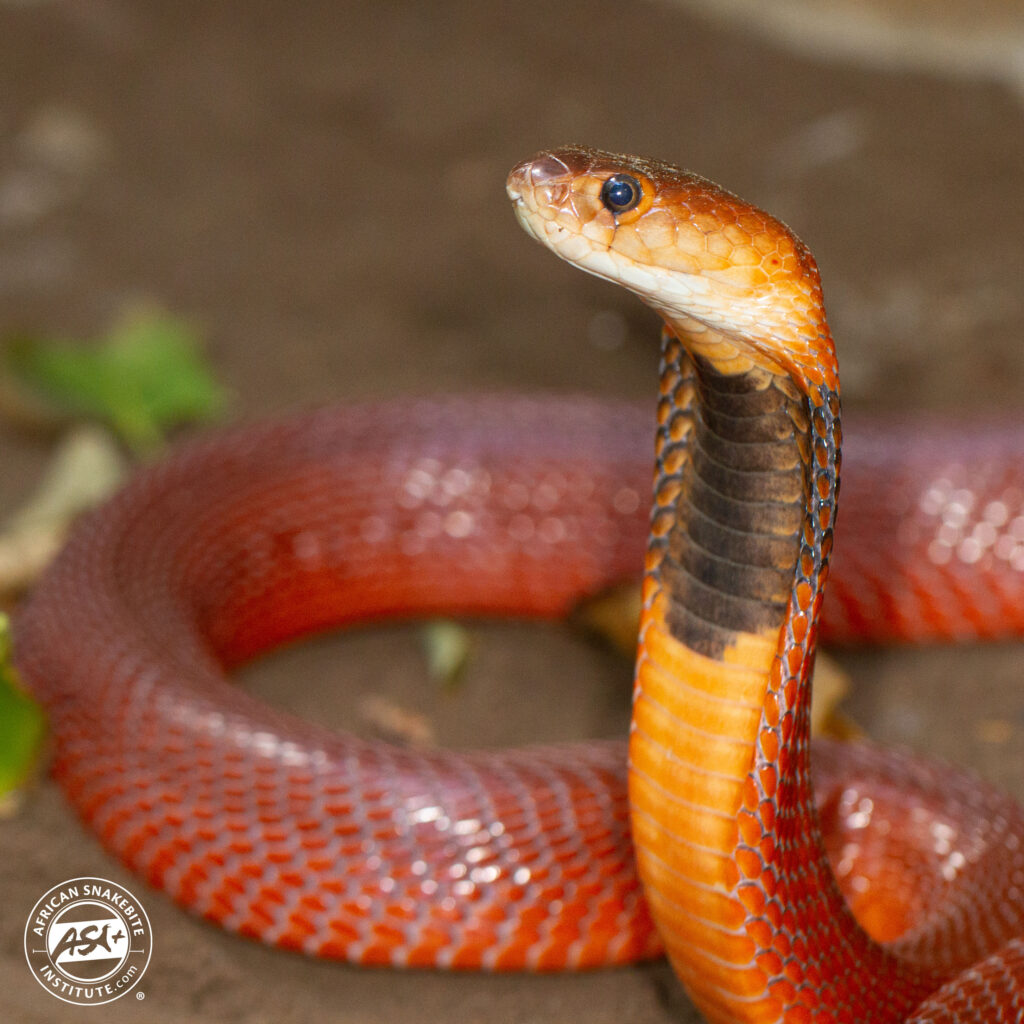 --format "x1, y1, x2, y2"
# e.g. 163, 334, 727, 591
506, 150, 576, 200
